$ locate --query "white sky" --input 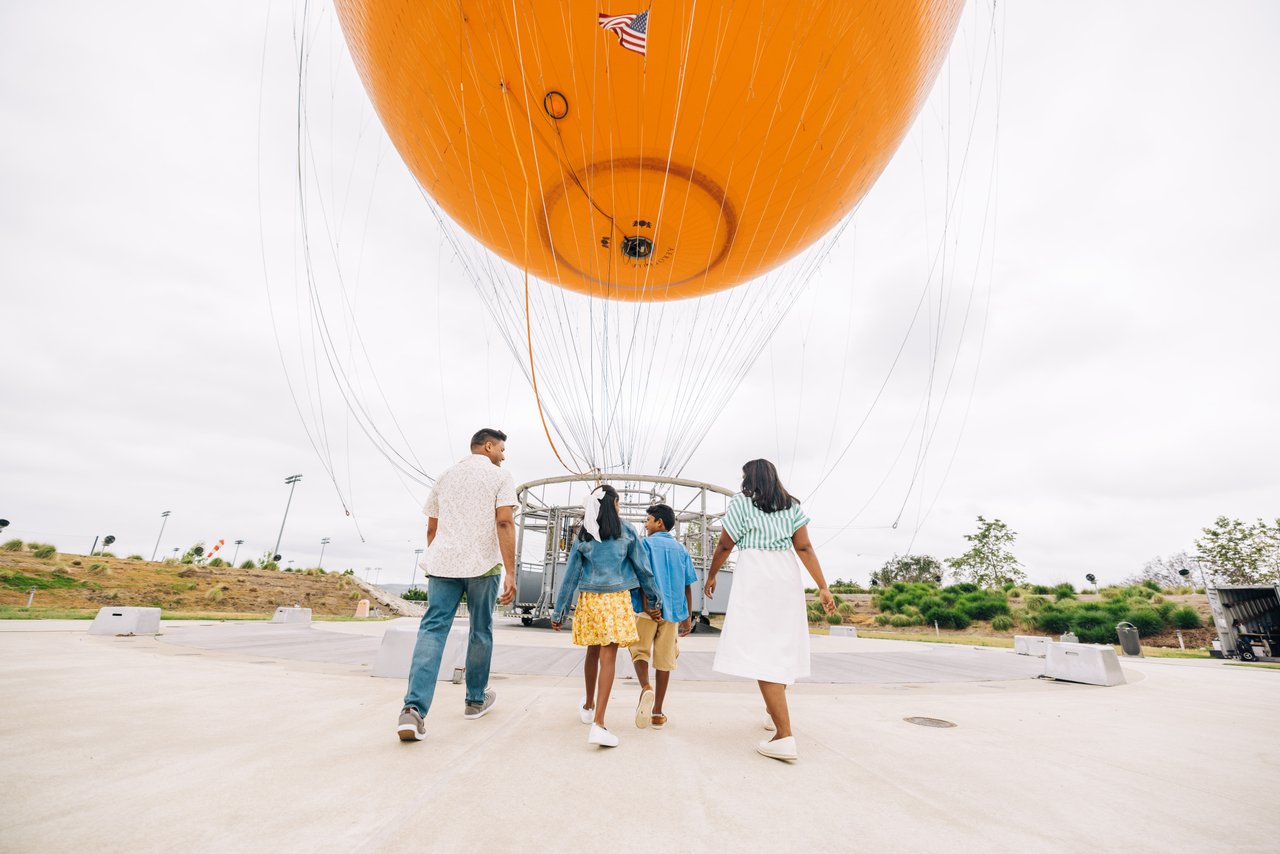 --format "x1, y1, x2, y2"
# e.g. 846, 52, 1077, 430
2, 1, 1277, 586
